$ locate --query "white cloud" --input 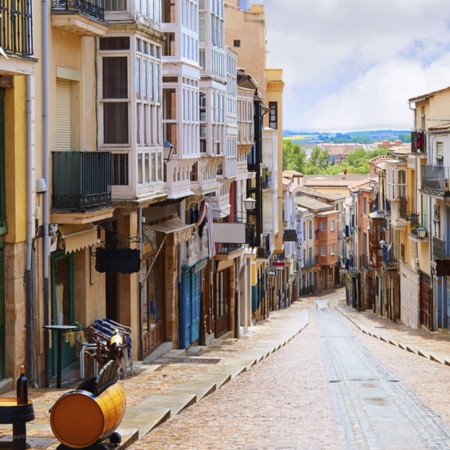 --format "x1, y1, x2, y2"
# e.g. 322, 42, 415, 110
257, 0, 450, 131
